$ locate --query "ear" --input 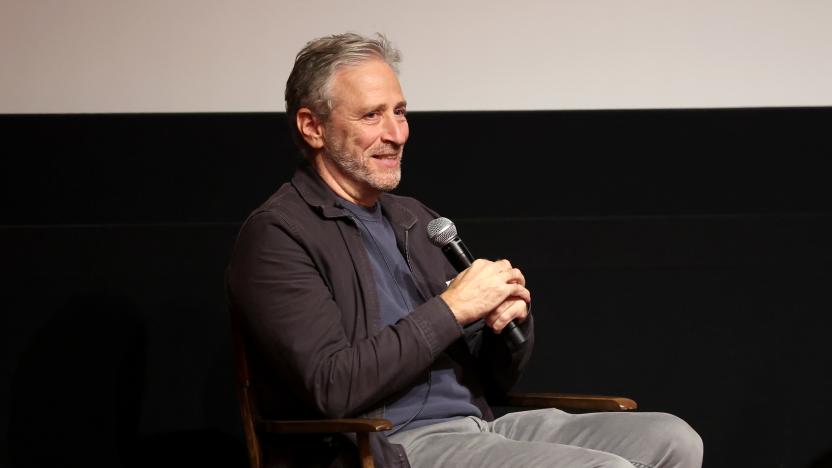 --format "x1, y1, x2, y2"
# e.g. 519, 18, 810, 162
296, 108, 325, 150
